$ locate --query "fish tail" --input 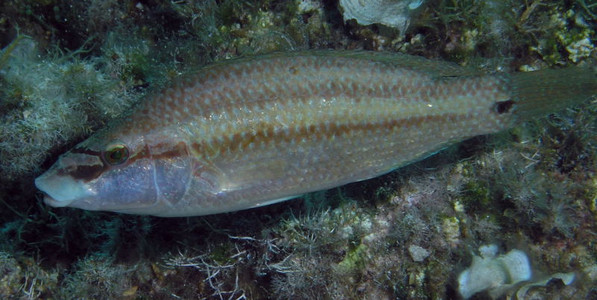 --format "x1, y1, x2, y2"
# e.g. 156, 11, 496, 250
510, 66, 597, 122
